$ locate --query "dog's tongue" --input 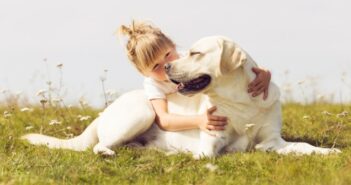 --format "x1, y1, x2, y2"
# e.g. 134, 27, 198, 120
177, 83, 185, 90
